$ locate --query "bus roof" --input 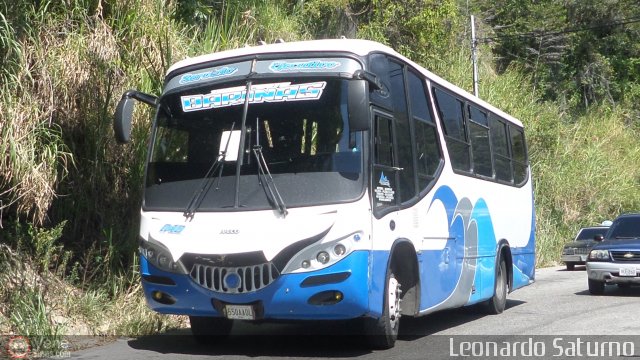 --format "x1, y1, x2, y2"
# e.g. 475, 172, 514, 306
166, 38, 523, 127
166, 39, 398, 74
